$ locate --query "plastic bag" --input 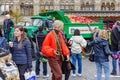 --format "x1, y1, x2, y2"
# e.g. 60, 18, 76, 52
24, 71, 36, 80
